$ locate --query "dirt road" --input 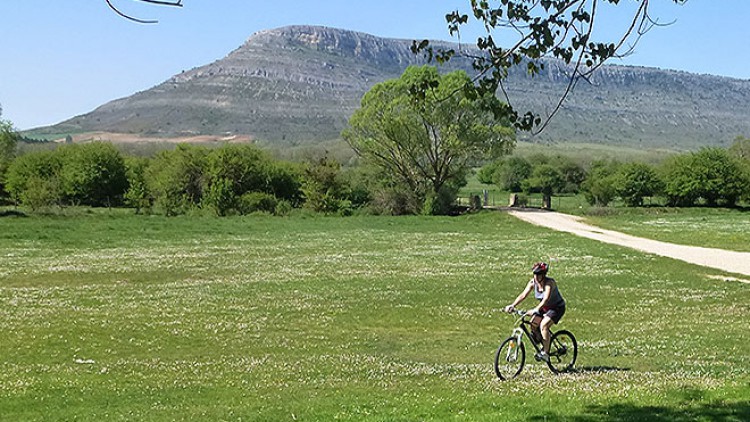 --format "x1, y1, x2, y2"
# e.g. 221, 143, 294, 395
509, 209, 750, 279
